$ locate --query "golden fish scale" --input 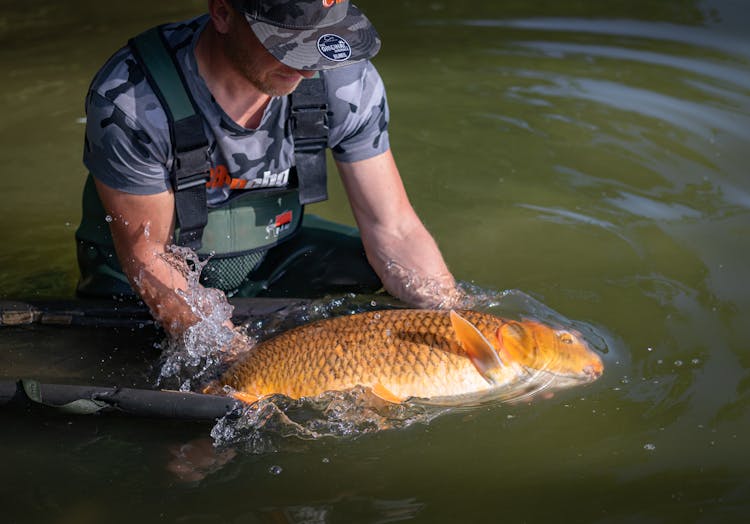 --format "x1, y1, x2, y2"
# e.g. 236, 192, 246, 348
219, 309, 503, 399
